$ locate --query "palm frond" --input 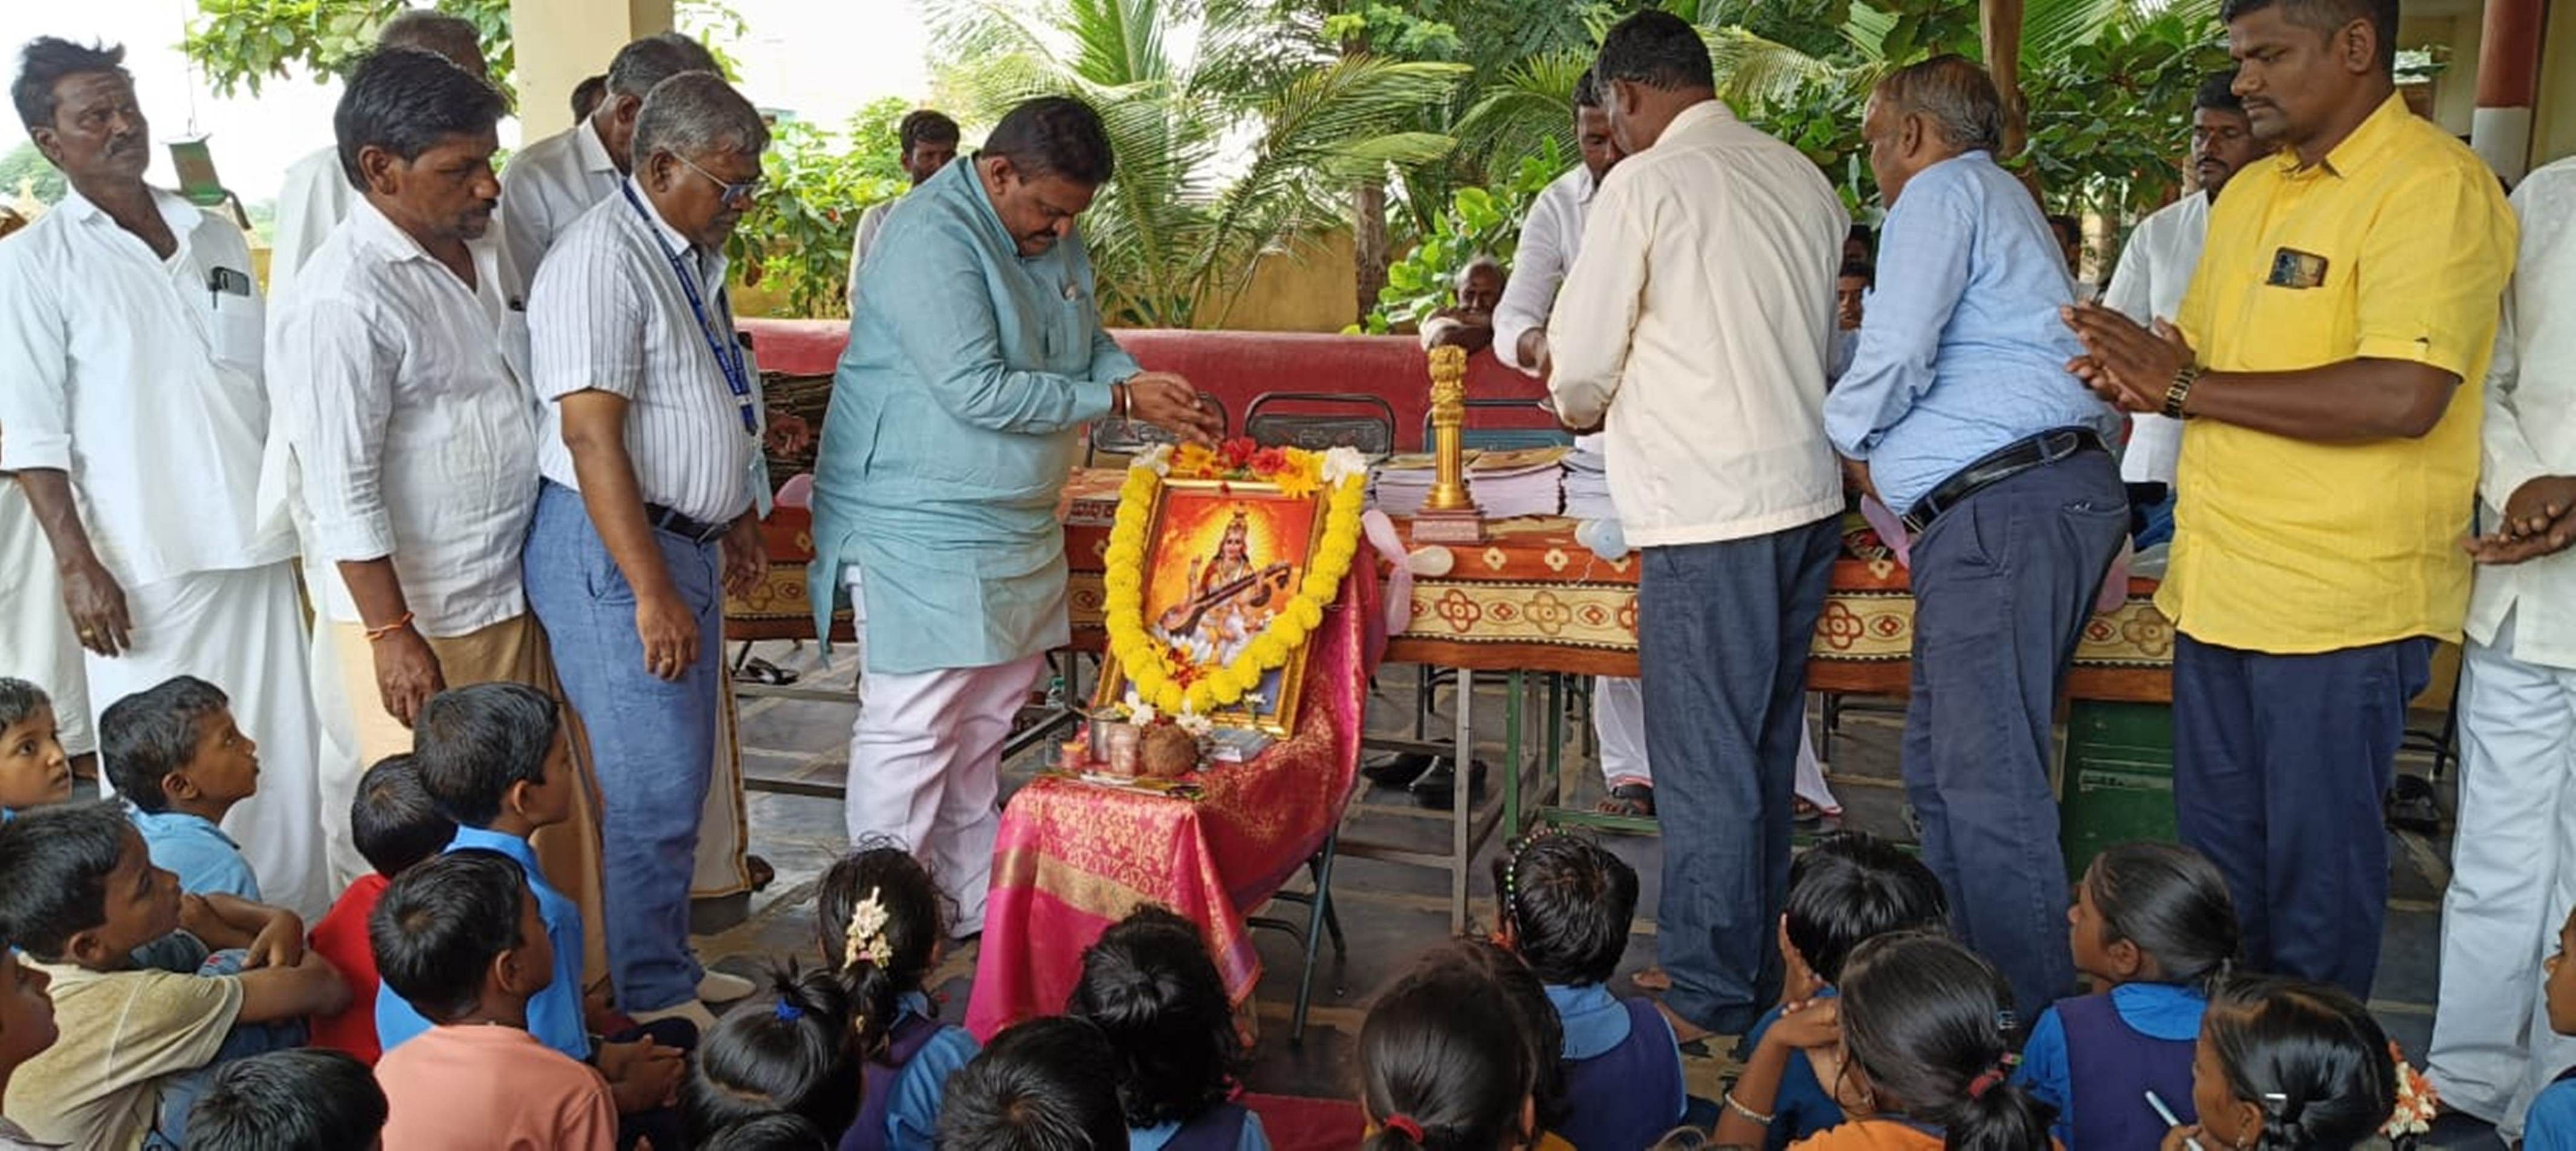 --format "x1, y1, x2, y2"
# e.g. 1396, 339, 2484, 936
1452, 48, 1593, 174
1705, 26, 1845, 111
